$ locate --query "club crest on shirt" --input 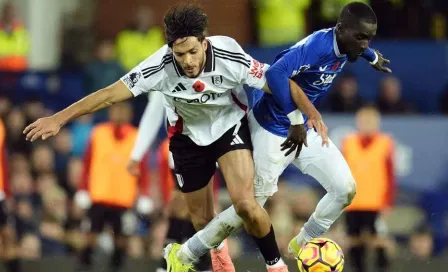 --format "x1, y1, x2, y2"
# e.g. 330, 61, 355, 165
212, 75, 223, 86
